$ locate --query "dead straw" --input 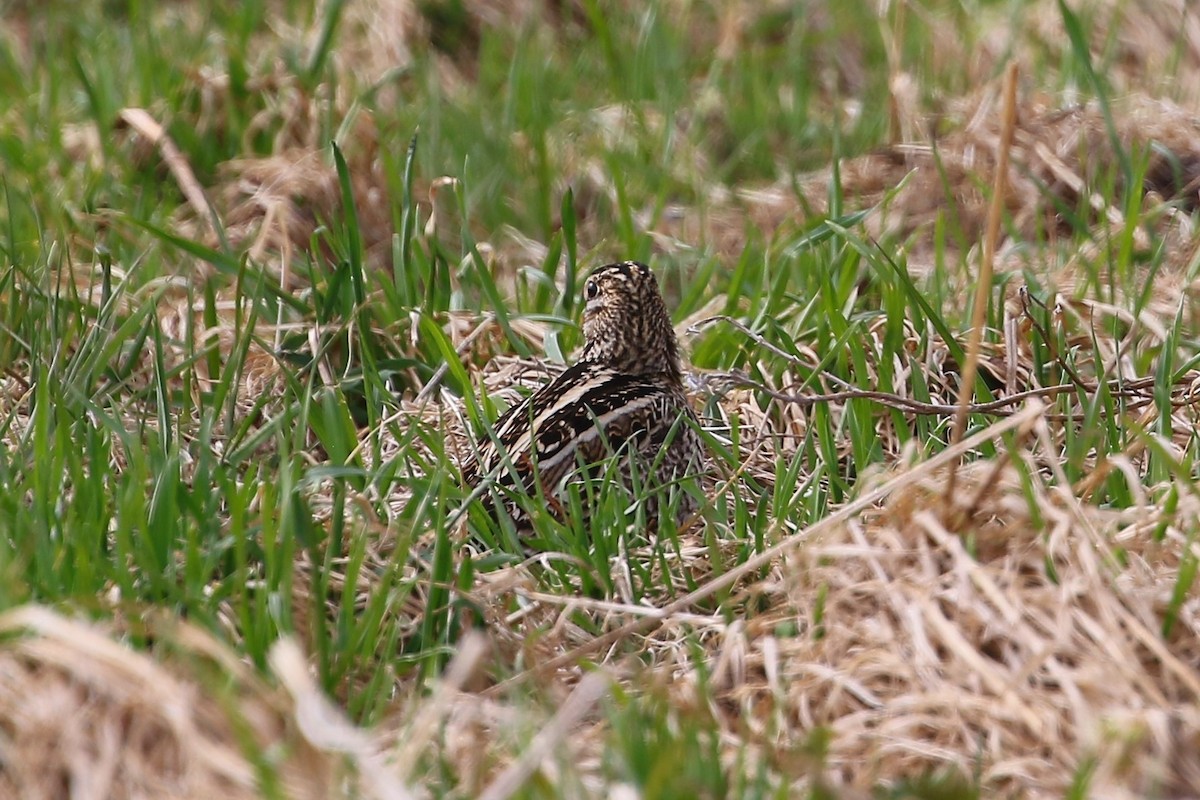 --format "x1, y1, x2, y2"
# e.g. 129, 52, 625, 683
945, 62, 1020, 501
